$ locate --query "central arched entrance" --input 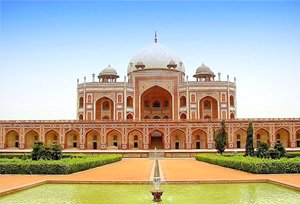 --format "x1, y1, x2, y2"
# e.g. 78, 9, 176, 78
150, 130, 164, 149
141, 86, 172, 119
